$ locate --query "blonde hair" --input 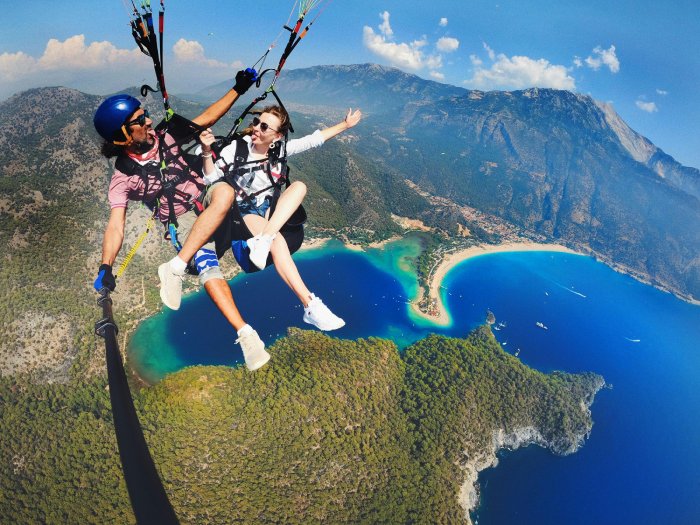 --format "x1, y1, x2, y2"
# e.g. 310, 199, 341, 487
242, 105, 291, 136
